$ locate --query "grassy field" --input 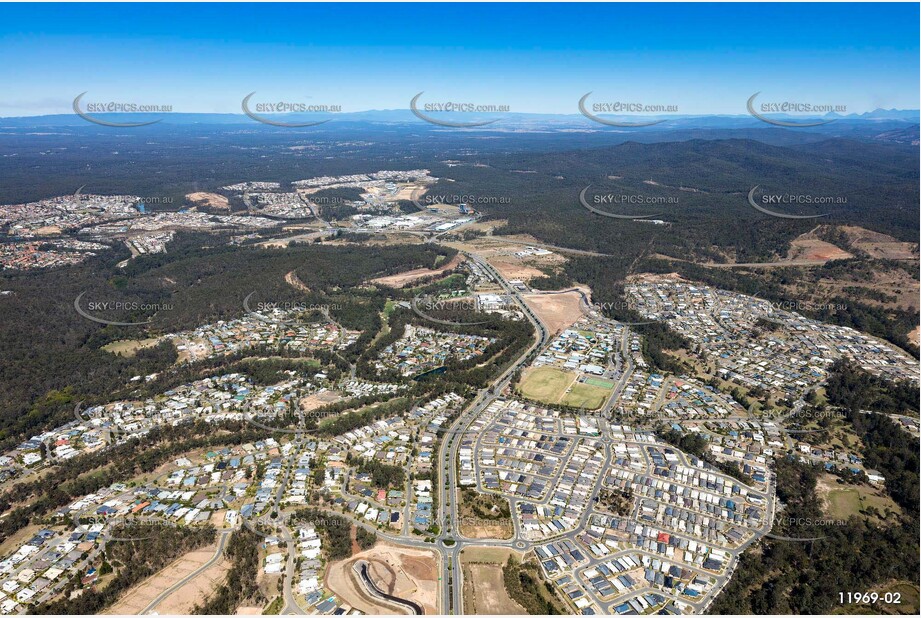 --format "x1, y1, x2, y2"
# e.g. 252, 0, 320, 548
826, 486, 861, 518
560, 382, 610, 409
518, 367, 575, 403
827, 487, 900, 520
820, 475, 901, 523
